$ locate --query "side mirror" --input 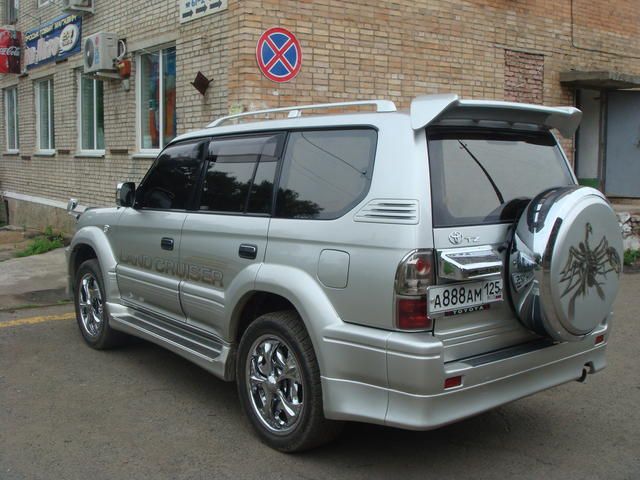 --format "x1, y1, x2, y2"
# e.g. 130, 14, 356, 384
66, 198, 82, 220
66, 198, 78, 213
116, 182, 136, 207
